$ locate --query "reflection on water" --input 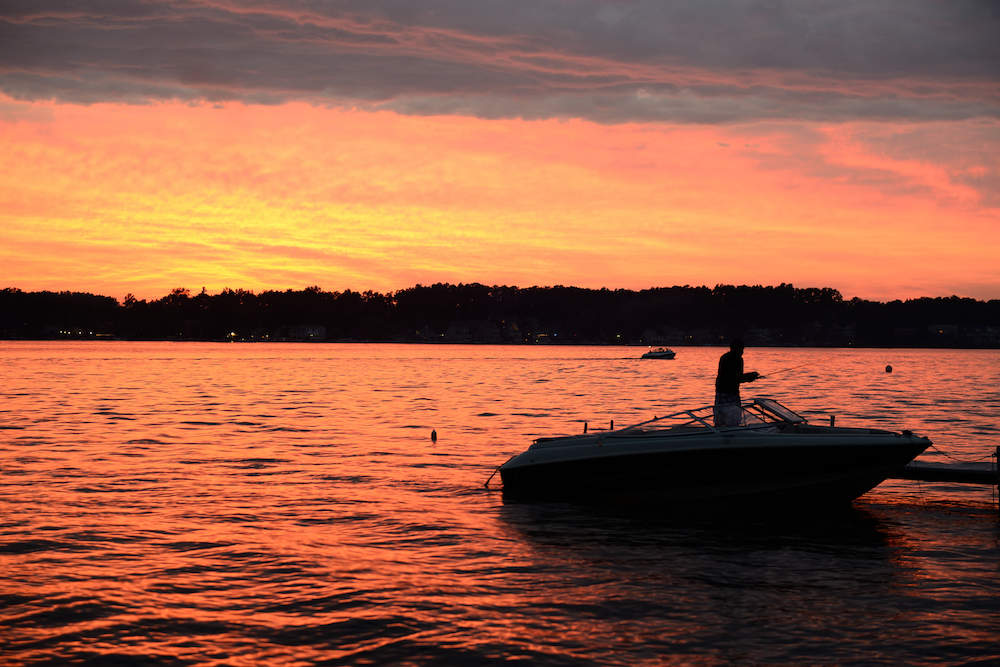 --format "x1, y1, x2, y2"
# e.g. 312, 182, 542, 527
495, 497, 999, 665
1, 342, 998, 665
497, 501, 896, 661
500, 497, 895, 555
